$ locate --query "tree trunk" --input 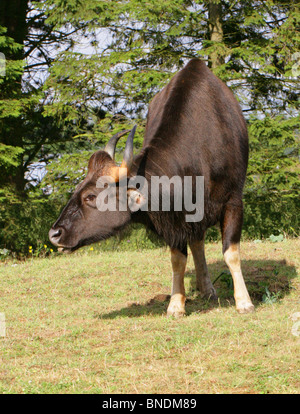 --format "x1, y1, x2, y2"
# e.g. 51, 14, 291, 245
0, 0, 28, 194
208, 0, 224, 69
